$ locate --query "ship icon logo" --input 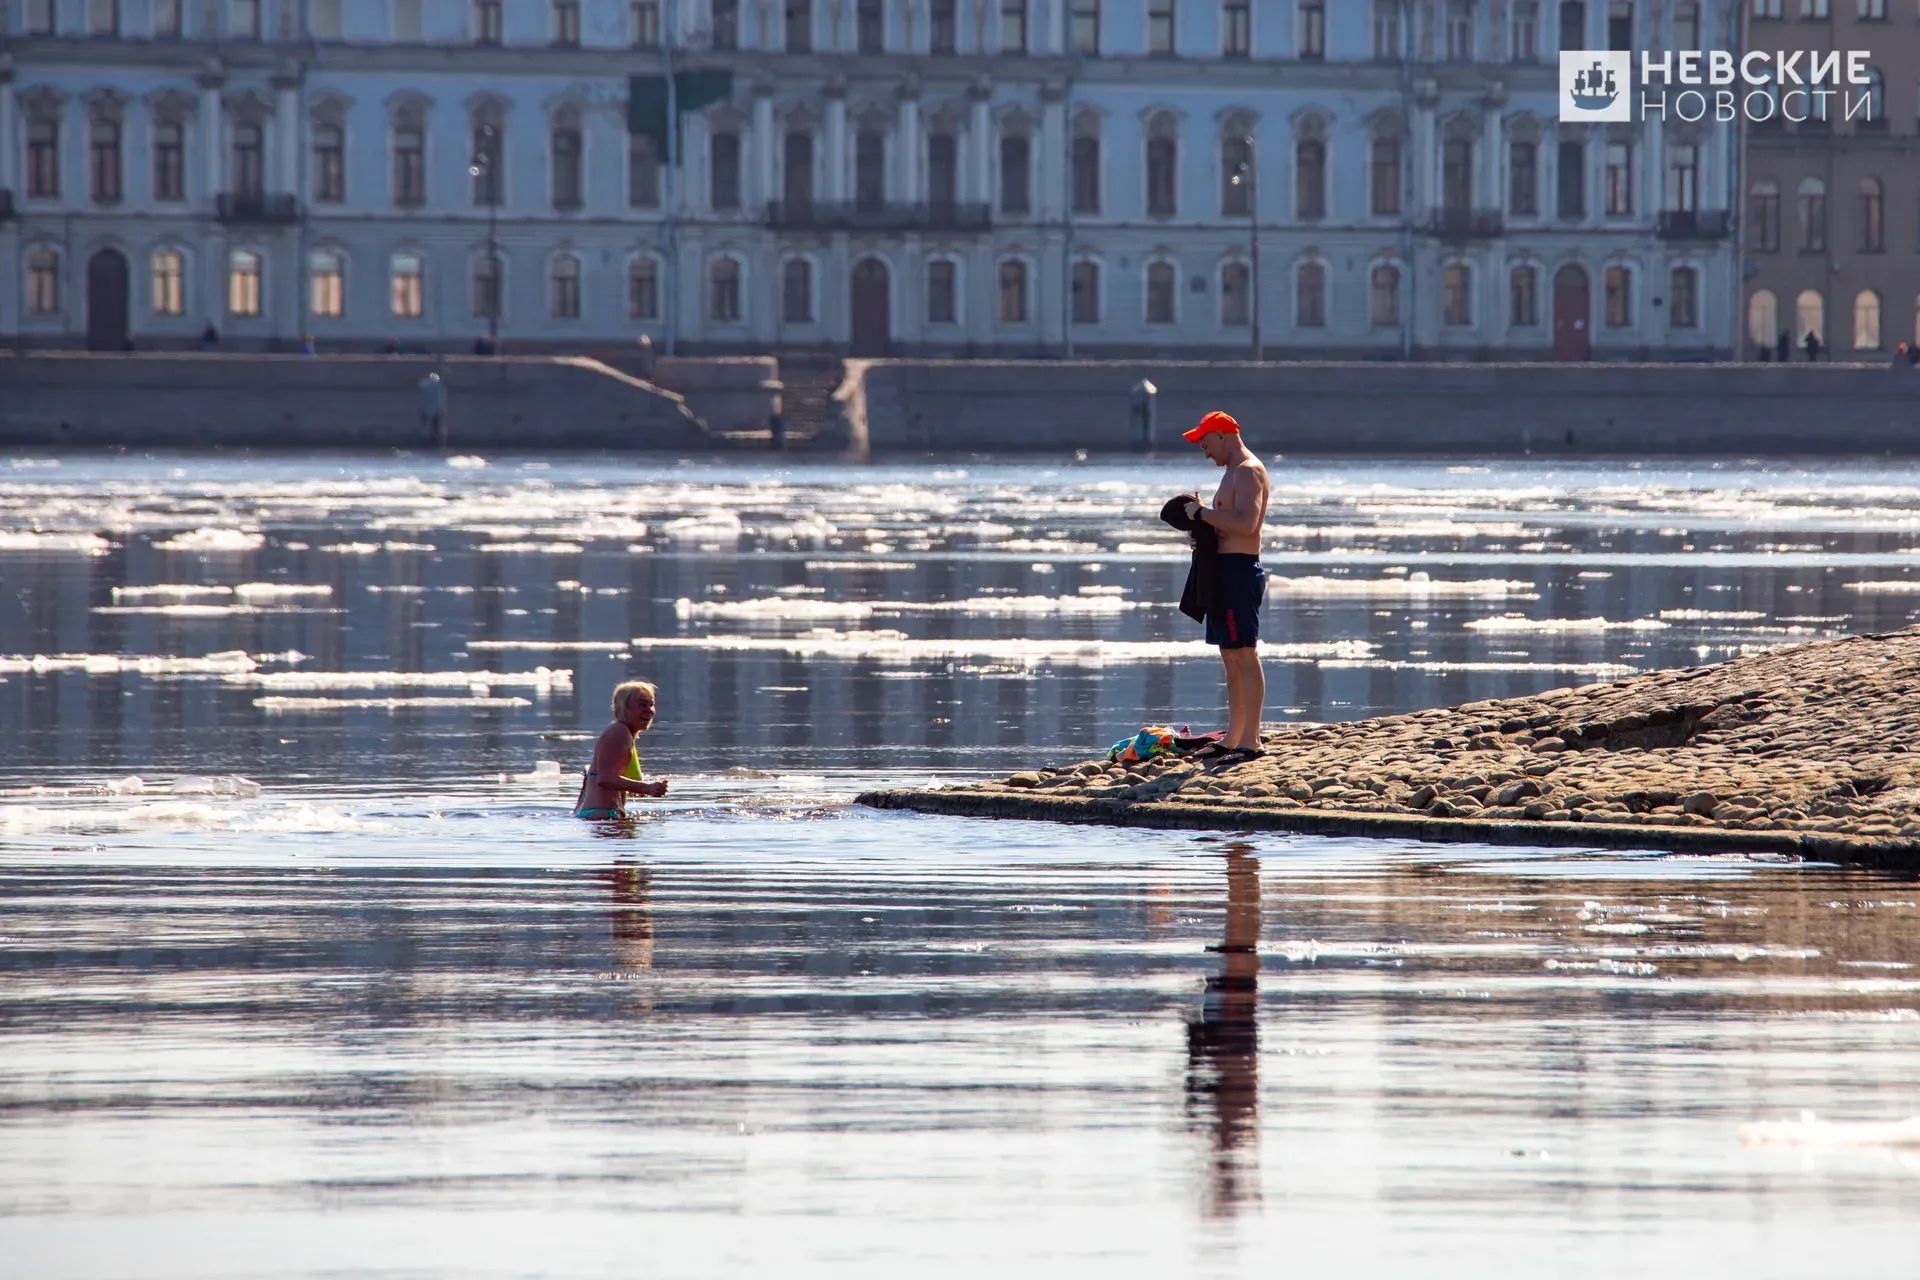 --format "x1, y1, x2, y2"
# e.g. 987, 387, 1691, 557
1559, 51, 1633, 122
